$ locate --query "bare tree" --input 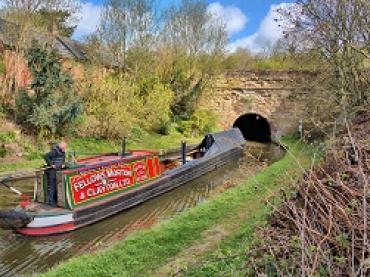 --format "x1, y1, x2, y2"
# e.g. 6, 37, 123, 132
1, 0, 80, 13
0, 0, 81, 45
161, 0, 226, 56
281, 0, 369, 113
95, 0, 156, 66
